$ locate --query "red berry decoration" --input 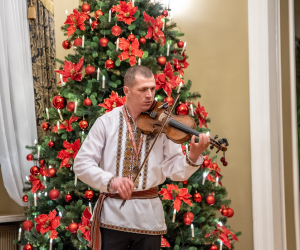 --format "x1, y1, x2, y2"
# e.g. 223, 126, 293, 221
23, 243, 33, 250
79, 119, 89, 130
84, 98, 92, 106
95, 9, 104, 18
39, 159, 45, 165
85, 65, 95, 75
183, 212, 194, 225
52, 95, 66, 110
157, 56, 166, 66
128, 33, 135, 42
84, 189, 94, 200
111, 25, 121, 36
66, 101, 75, 112
206, 195, 215, 206
220, 157, 225, 162
91, 21, 98, 29
48, 141, 55, 148
139, 37, 146, 44
41, 122, 51, 131
105, 59, 115, 69
49, 188, 60, 200
203, 160, 210, 167
223, 161, 228, 167
74, 38, 82, 47
68, 222, 78, 233
47, 168, 57, 178
111, 7, 116, 14
30, 166, 39, 176
221, 208, 228, 216
164, 96, 173, 106
212, 163, 218, 170
39, 166, 46, 176
180, 180, 188, 185
99, 37, 109, 47
162, 10, 168, 17
62, 40, 71, 49
177, 40, 184, 48
227, 208, 234, 218
22, 220, 33, 231
174, 63, 181, 71
209, 245, 218, 250
81, 3, 91, 13
22, 195, 28, 202
65, 193, 72, 202
26, 154, 34, 161
176, 103, 189, 115
193, 192, 202, 203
